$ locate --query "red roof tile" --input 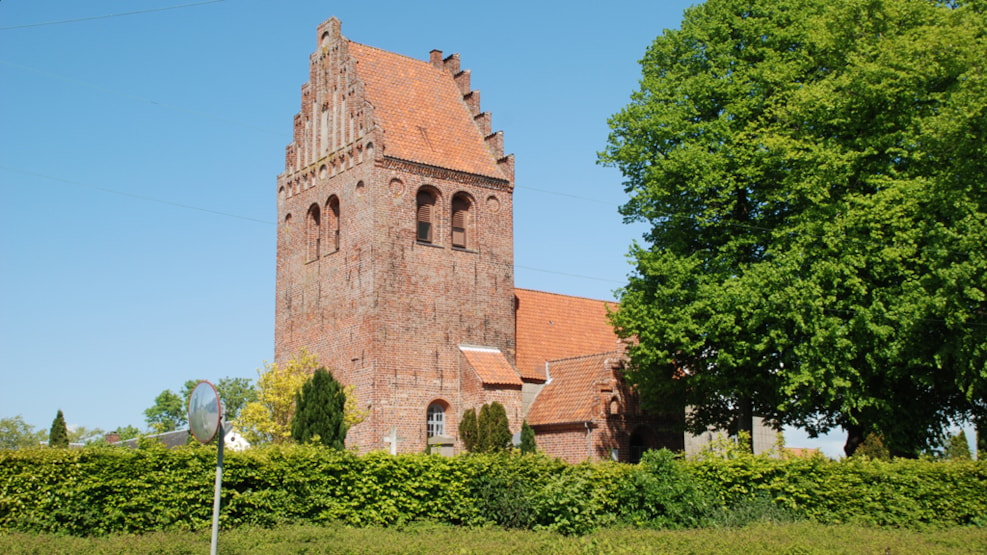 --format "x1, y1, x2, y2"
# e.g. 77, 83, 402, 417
348, 42, 504, 180
525, 352, 623, 426
460, 345, 522, 386
514, 289, 620, 381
